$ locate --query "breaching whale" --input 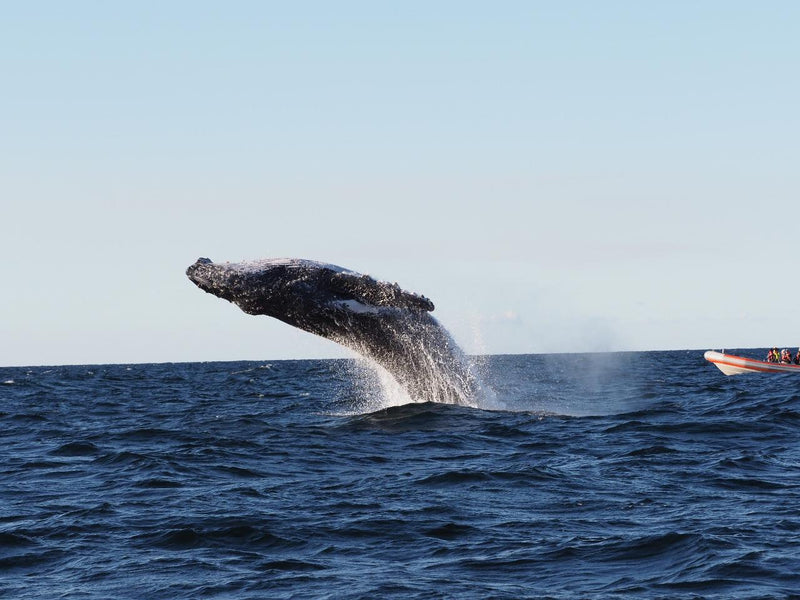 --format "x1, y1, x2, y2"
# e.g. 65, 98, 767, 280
186, 257, 477, 405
